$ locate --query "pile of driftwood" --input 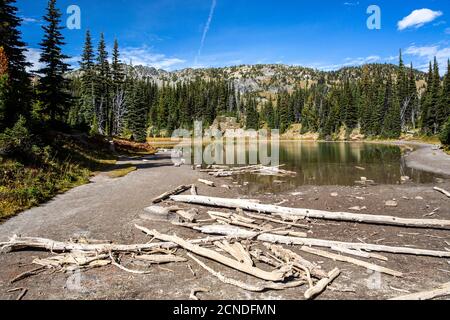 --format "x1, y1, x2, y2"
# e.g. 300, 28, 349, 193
2, 184, 450, 300
199, 164, 297, 178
